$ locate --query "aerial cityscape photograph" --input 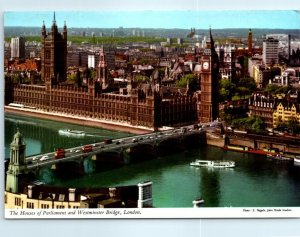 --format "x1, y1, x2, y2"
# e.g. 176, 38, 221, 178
3, 9, 300, 217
